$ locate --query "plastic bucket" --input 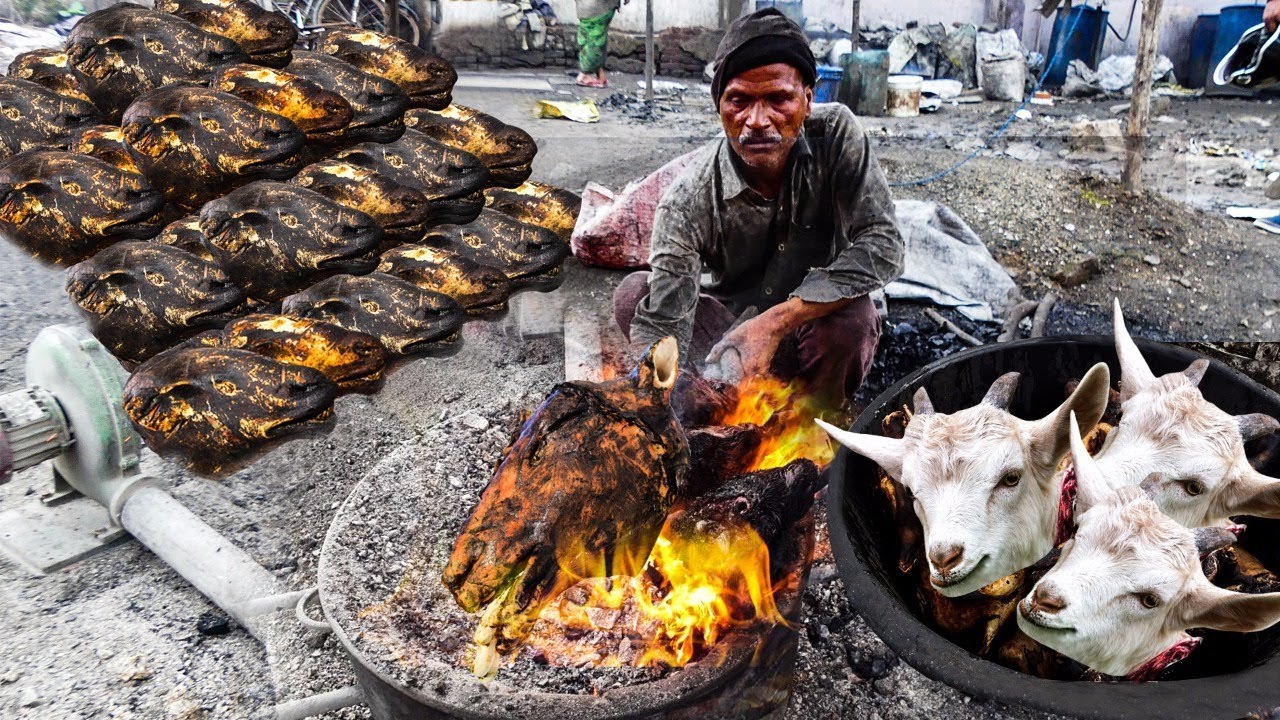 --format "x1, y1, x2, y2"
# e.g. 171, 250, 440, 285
886, 75, 922, 117
1044, 5, 1109, 88
814, 65, 843, 103
1187, 13, 1221, 89
840, 49, 889, 117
